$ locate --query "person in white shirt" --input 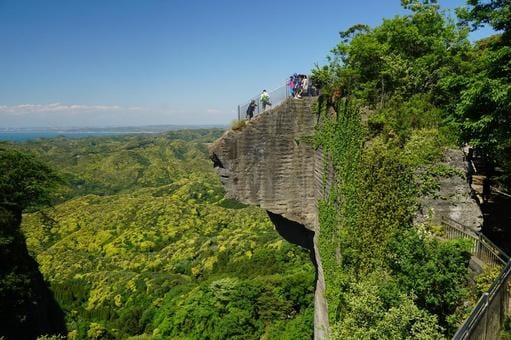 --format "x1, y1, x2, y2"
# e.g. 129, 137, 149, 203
301, 75, 309, 96
260, 90, 272, 111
